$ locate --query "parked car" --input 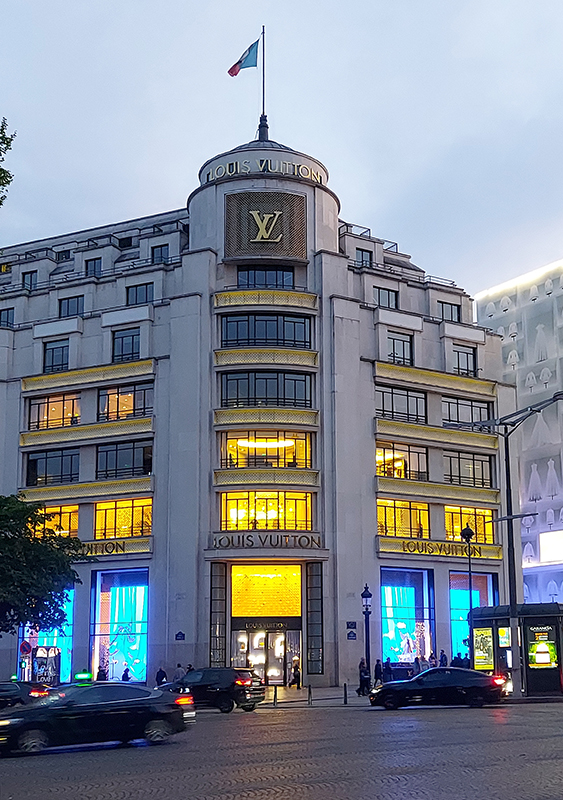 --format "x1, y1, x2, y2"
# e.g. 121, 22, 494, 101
369, 667, 506, 709
0, 681, 195, 754
0, 682, 50, 710
162, 668, 266, 713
